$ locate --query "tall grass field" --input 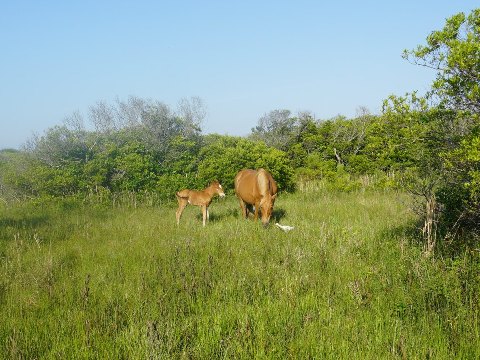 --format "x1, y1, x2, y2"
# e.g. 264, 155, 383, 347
1, 190, 479, 358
